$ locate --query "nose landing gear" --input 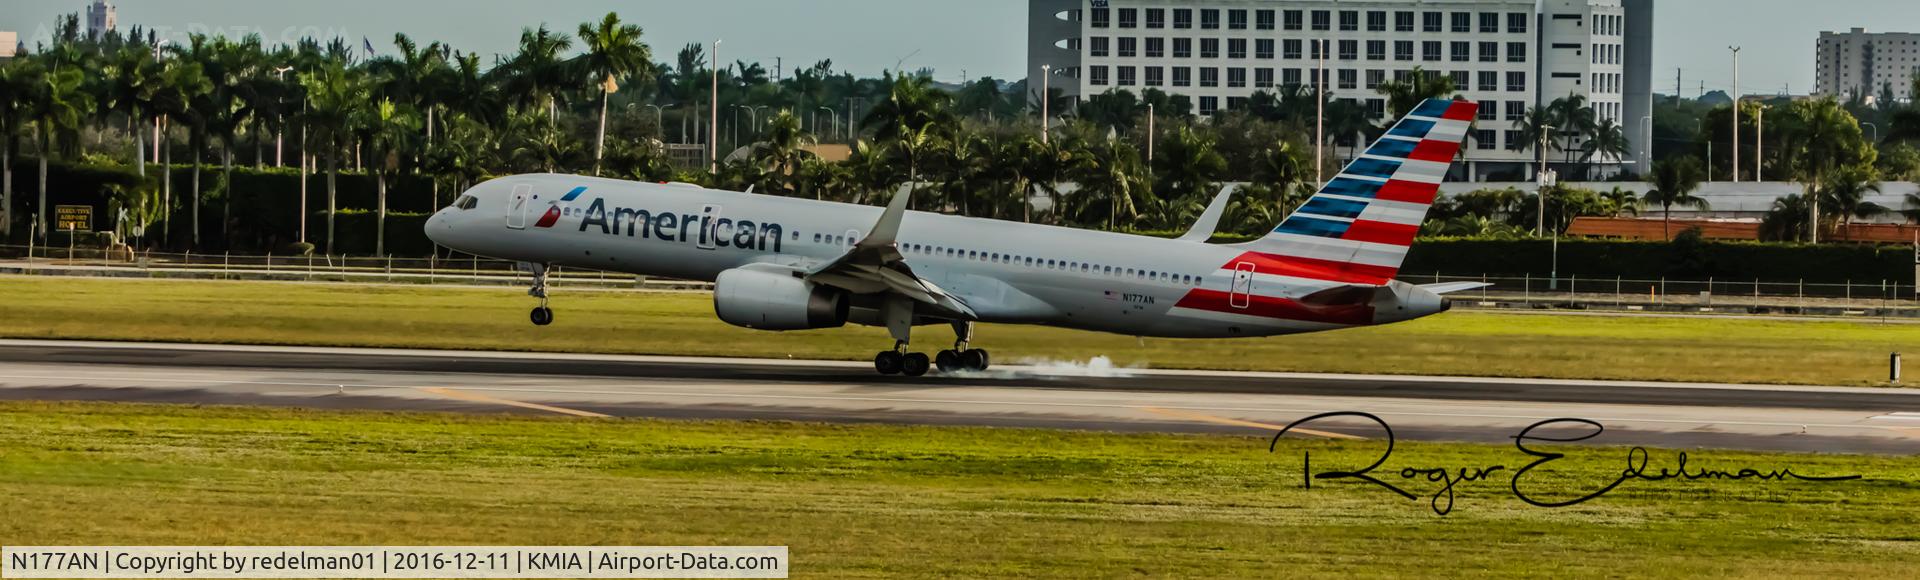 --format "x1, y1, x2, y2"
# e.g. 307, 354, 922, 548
524, 262, 554, 326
